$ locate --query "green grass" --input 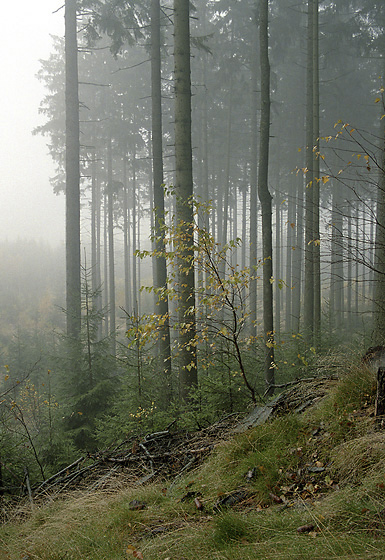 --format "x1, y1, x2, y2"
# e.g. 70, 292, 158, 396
1, 356, 385, 560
